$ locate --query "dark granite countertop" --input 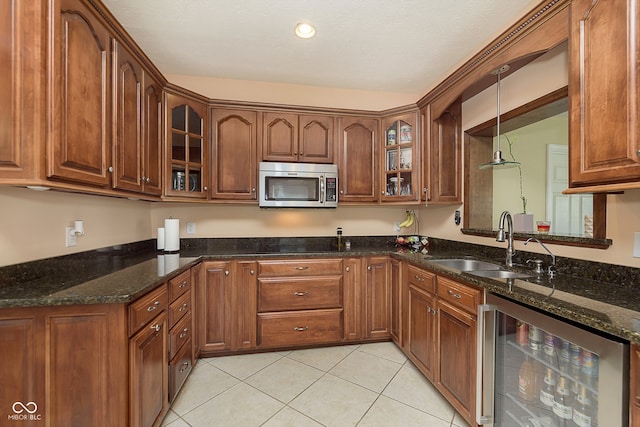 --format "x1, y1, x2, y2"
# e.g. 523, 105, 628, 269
1, 237, 639, 345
